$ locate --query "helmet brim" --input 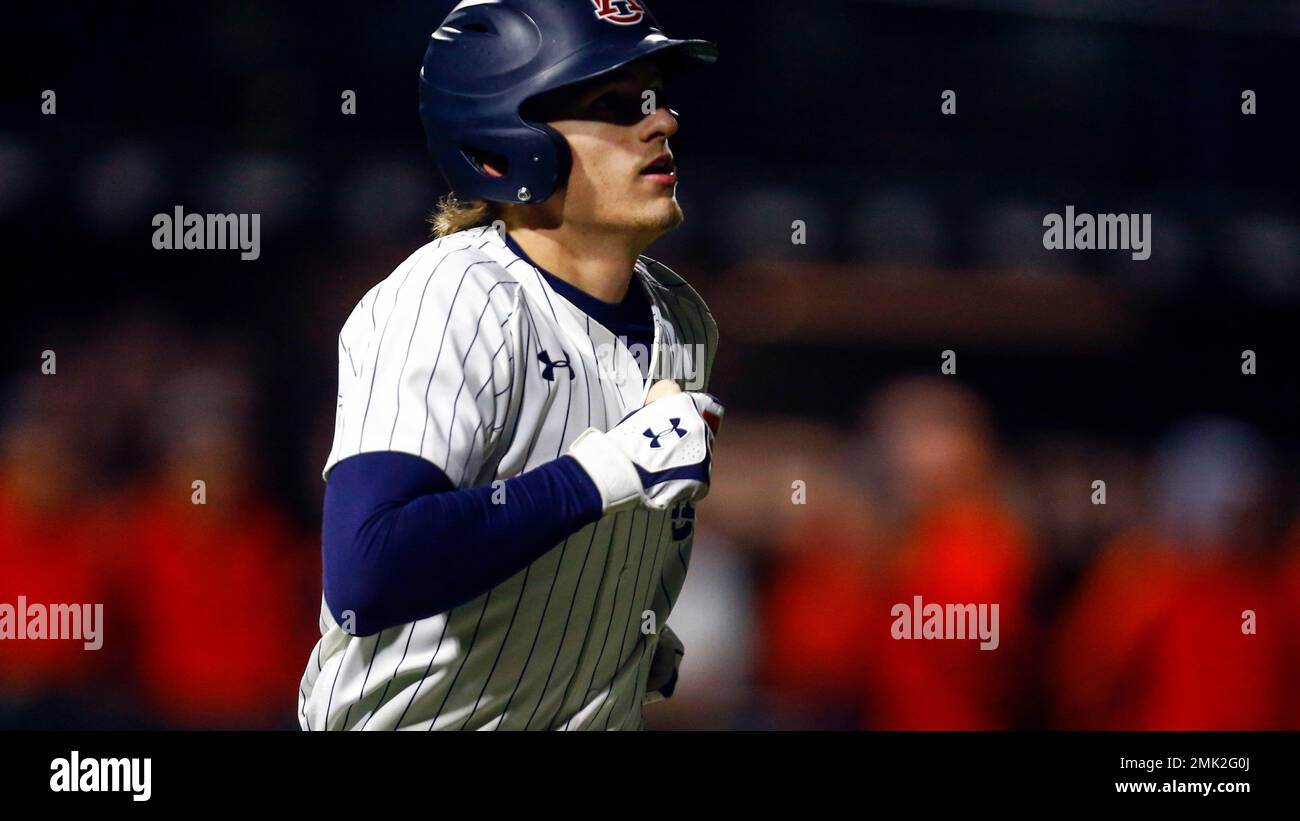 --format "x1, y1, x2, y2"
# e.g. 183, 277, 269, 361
527, 35, 719, 107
